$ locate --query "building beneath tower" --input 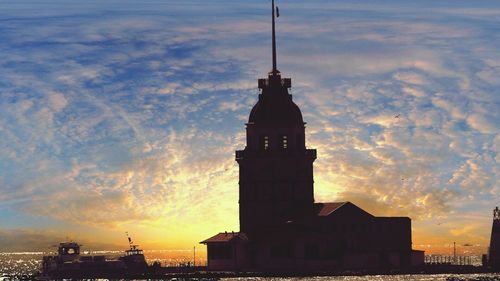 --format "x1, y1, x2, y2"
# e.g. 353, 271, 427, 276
201, 0, 424, 272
